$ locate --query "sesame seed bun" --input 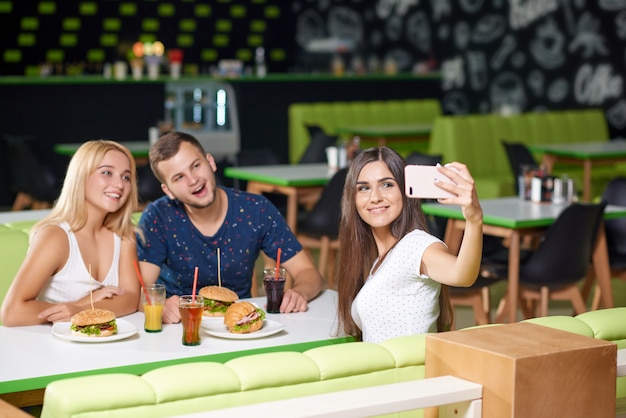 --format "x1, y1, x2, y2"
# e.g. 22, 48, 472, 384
71, 309, 116, 327
199, 286, 239, 303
